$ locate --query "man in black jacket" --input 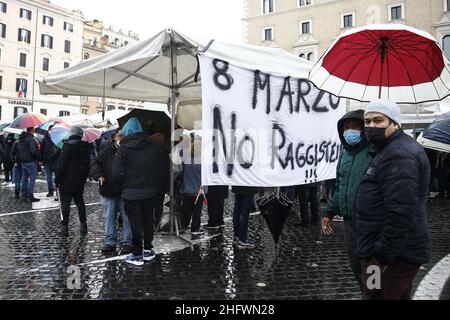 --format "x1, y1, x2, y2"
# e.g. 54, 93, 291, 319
112, 118, 165, 266
354, 99, 430, 300
91, 130, 132, 254
17, 128, 40, 202
55, 126, 91, 236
